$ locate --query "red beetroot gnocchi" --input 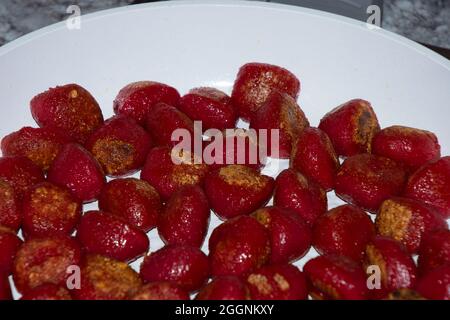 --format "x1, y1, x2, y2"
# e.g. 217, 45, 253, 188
246, 264, 308, 300
0, 156, 45, 199
252, 206, 312, 264
318, 99, 380, 157
77, 210, 149, 263
0, 179, 21, 231
13, 236, 81, 294
205, 165, 274, 219
47, 143, 105, 203
0, 273, 12, 300
418, 229, 450, 275
1, 127, 71, 171
304, 254, 368, 300
146, 102, 197, 147
364, 236, 418, 298
335, 154, 408, 213
204, 165, 274, 220
98, 178, 161, 232
196, 276, 250, 300
0, 225, 22, 274
3, 63, 450, 301
415, 265, 450, 300
140, 245, 209, 293
158, 186, 210, 248
30, 84, 104, 144
372, 125, 441, 171
208, 215, 270, 277
20, 284, 72, 300
178, 87, 237, 130
375, 197, 447, 254
132, 282, 189, 300
113, 81, 181, 125
141, 146, 209, 200
404, 156, 450, 219
73, 254, 142, 300
250, 90, 309, 158
231, 63, 301, 121
85, 115, 153, 177
313, 205, 375, 262
22, 182, 82, 239
290, 127, 339, 191
273, 168, 327, 227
